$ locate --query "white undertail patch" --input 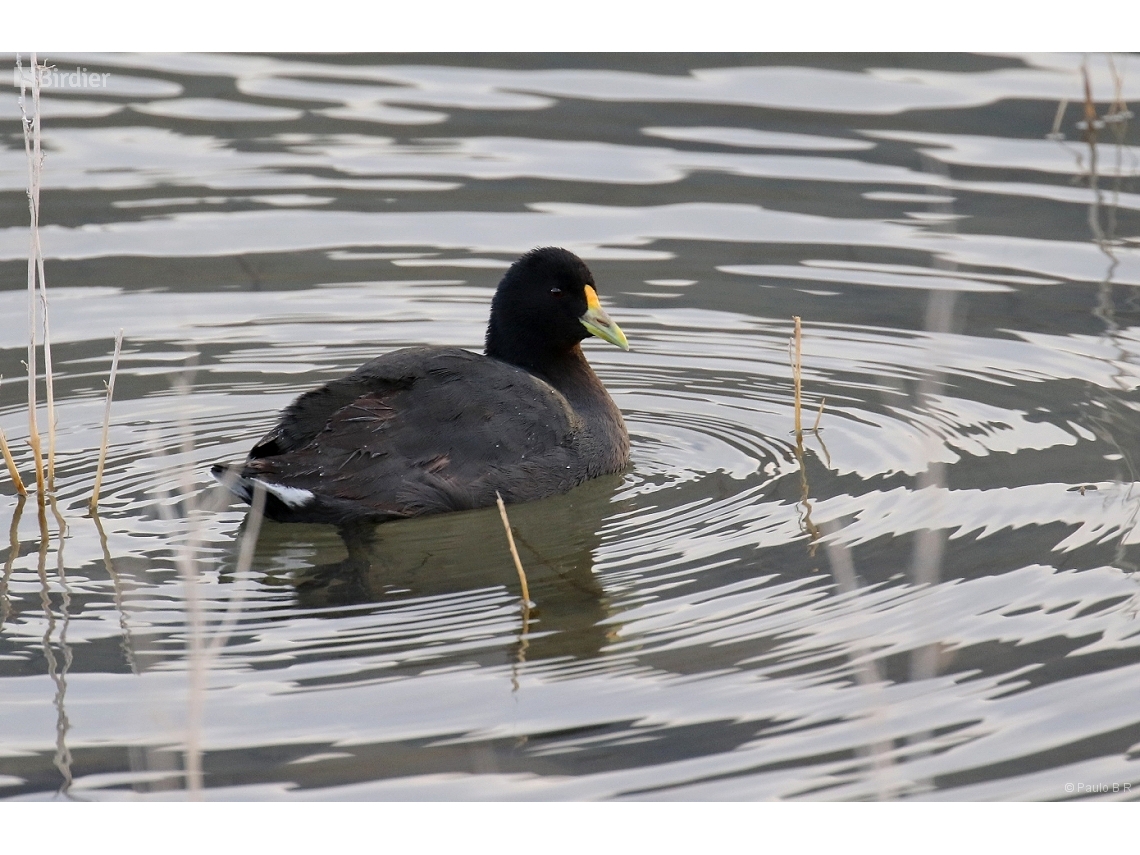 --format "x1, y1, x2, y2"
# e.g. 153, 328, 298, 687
252, 479, 315, 509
